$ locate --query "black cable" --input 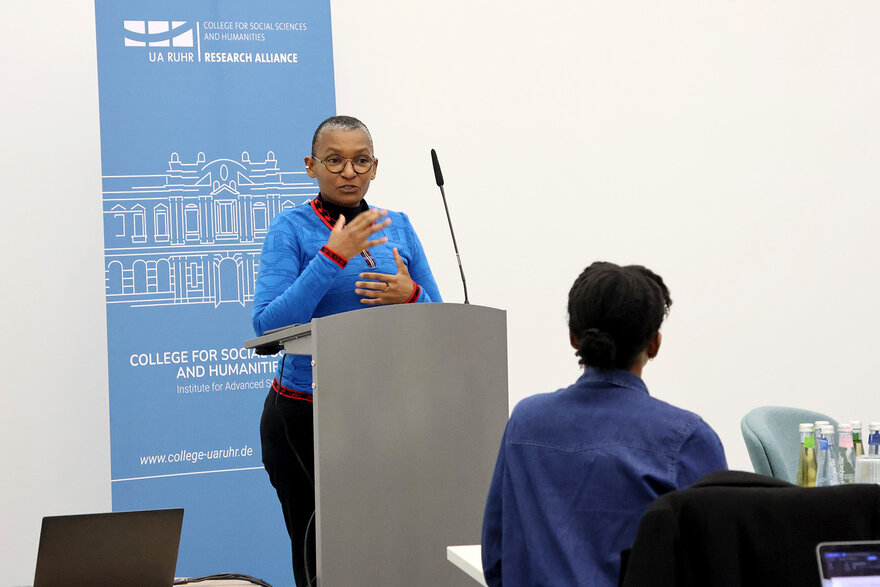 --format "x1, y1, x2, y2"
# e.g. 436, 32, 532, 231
303, 510, 316, 587
274, 353, 317, 587
274, 354, 313, 488
174, 573, 272, 586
